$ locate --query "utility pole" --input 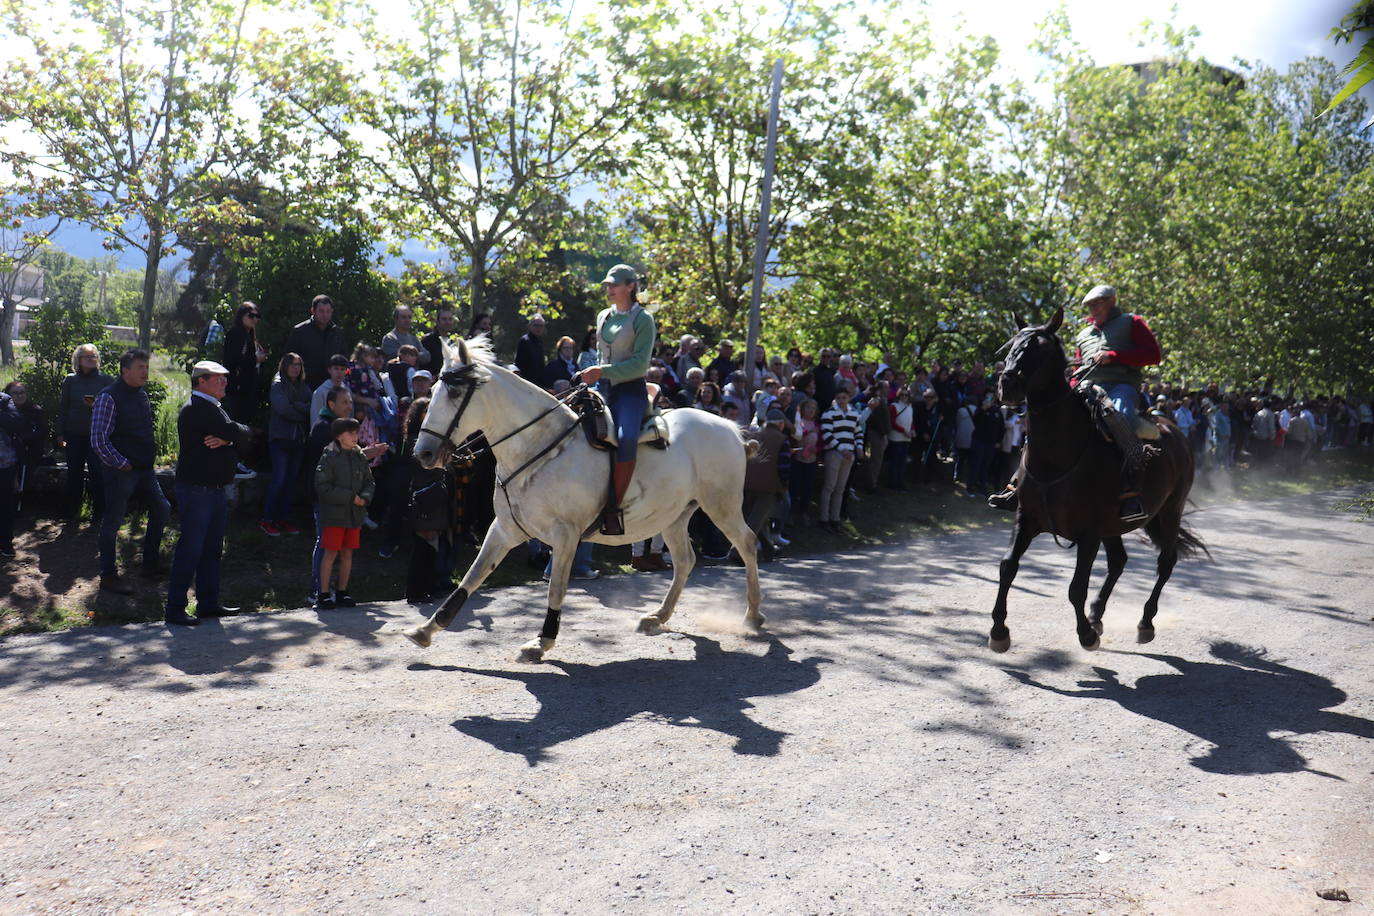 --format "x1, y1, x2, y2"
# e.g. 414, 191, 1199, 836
744, 58, 784, 396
